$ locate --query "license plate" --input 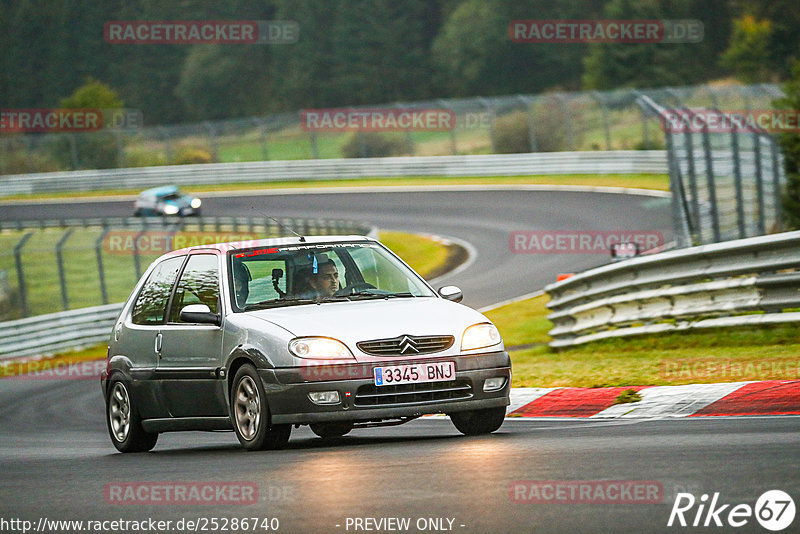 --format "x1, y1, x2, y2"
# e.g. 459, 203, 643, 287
374, 361, 455, 386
